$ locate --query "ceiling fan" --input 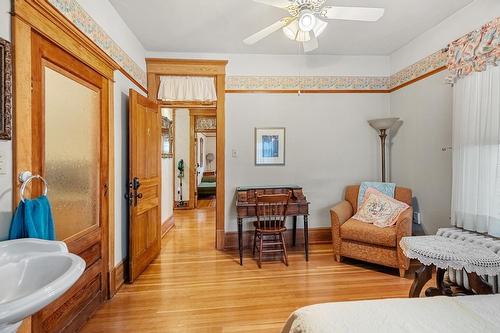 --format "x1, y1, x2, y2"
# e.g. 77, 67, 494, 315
244, 0, 385, 52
